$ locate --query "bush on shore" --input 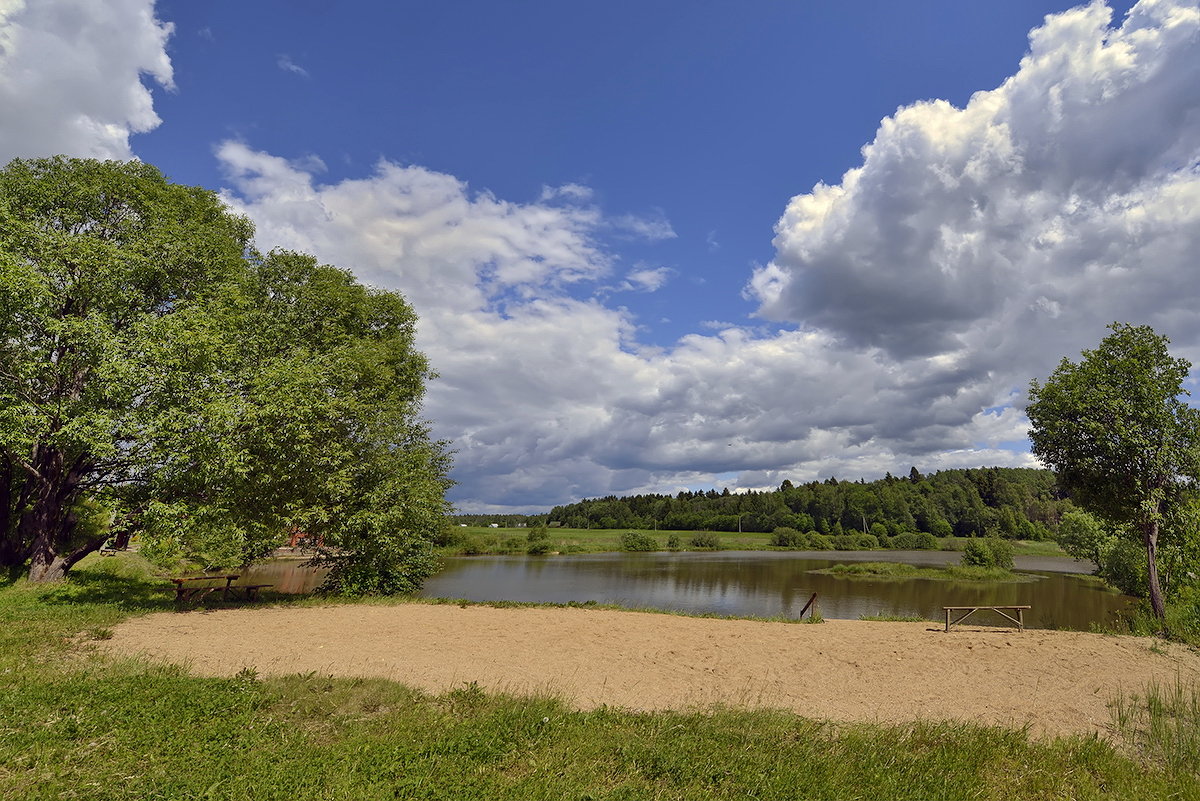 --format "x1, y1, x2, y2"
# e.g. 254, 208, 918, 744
889, 532, 939, 550
961, 537, 1015, 570
689, 532, 722, 549
621, 531, 659, 552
